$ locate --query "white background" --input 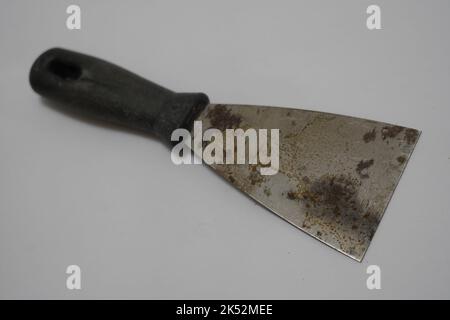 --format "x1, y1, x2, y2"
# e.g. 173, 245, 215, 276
1, 0, 449, 299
